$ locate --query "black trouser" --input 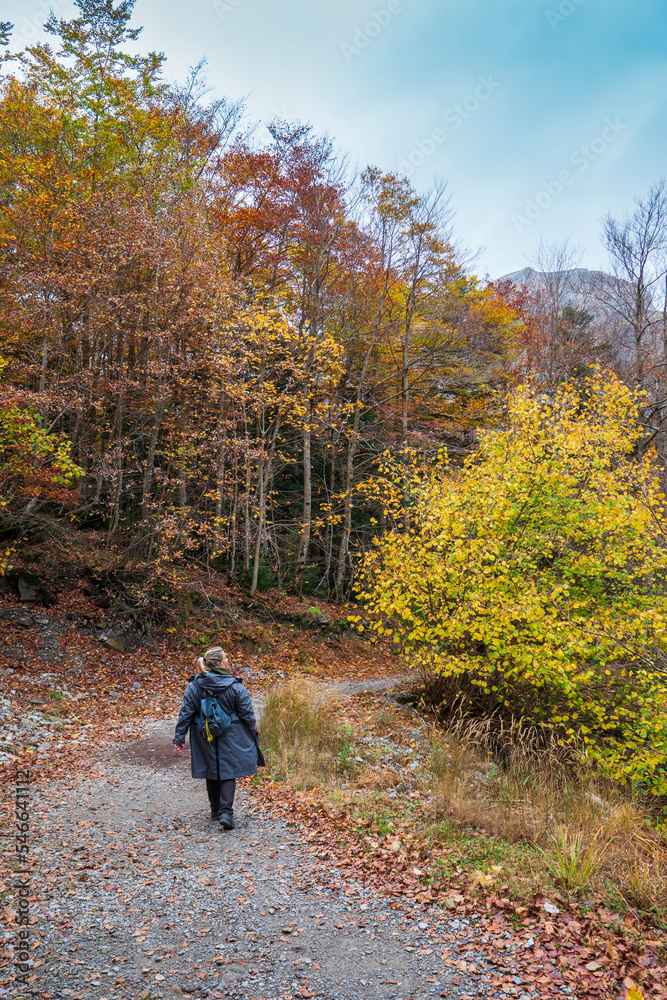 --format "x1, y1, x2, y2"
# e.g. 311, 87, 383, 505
206, 778, 235, 814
